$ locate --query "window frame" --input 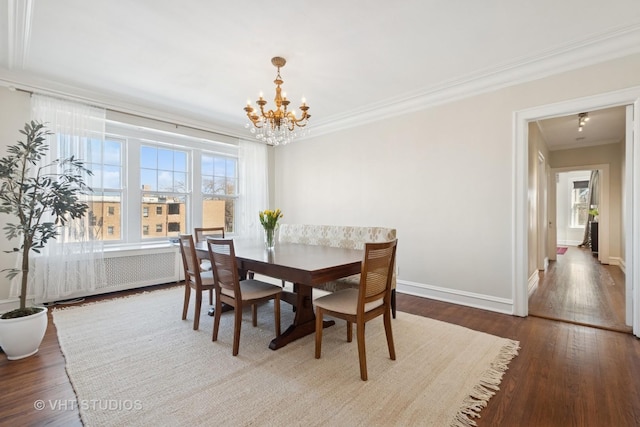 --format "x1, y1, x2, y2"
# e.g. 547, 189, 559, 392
569, 179, 590, 229
201, 151, 239, 233
100, 120, 239, 247
56, 133, 126, 243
